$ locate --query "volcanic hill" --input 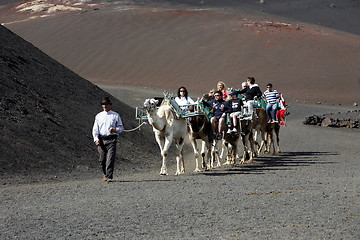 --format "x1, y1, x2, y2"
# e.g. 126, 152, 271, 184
0, 25, 159, 184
